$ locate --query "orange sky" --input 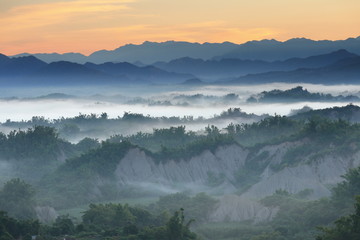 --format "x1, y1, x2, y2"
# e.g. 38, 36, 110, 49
0, 0, 359, 55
